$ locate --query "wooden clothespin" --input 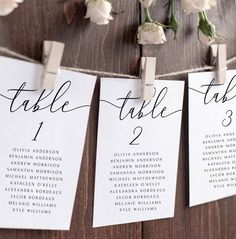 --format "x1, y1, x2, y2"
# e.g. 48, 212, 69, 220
140, 57, 156, 101
42, 41, 65, 90
211, 44, 227, 84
